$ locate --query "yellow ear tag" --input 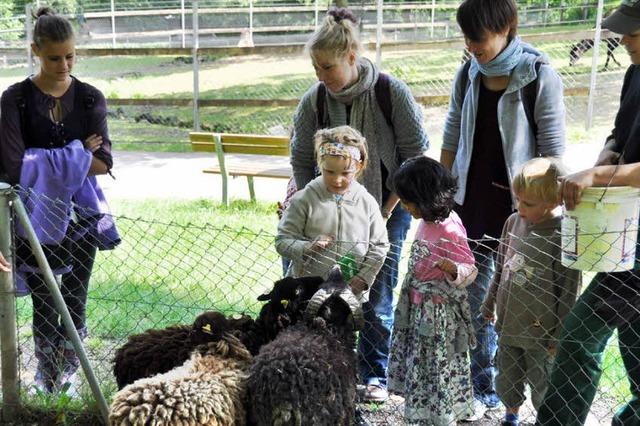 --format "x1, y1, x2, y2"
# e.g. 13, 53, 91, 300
281, 299, 289, 308
201, 323, 213, 335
